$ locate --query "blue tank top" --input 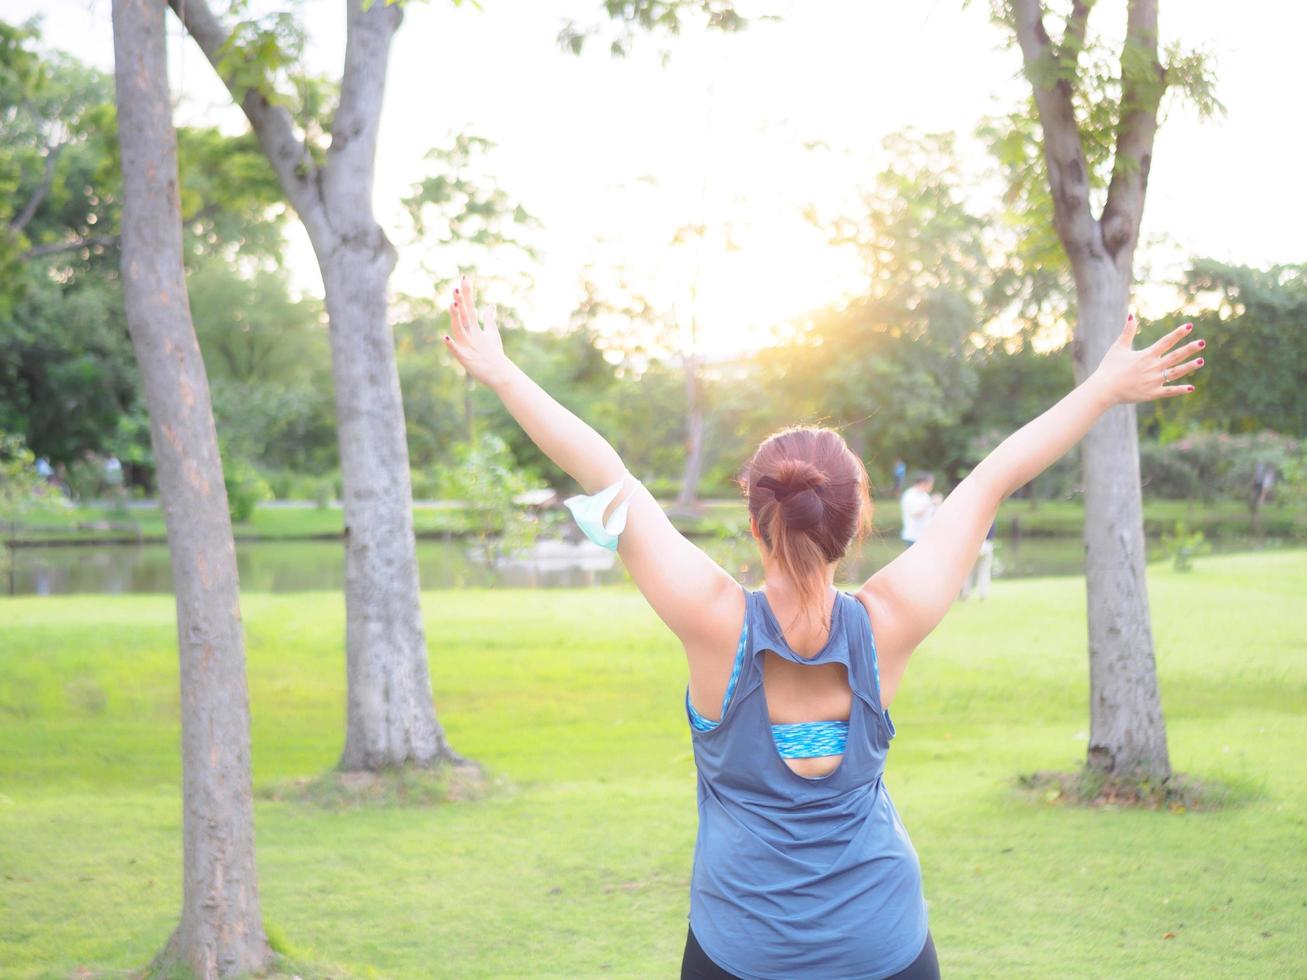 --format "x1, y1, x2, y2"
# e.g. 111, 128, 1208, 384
686, 588, 929, 979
